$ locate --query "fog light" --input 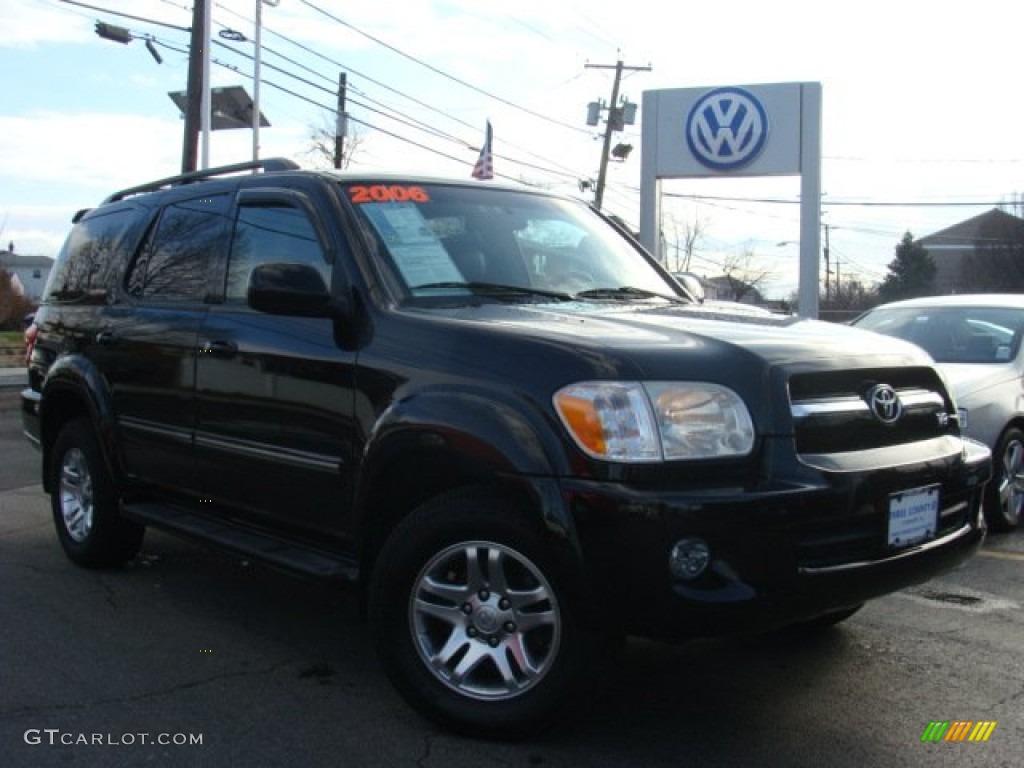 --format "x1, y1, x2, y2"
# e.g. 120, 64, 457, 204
669, 538, 710, 580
